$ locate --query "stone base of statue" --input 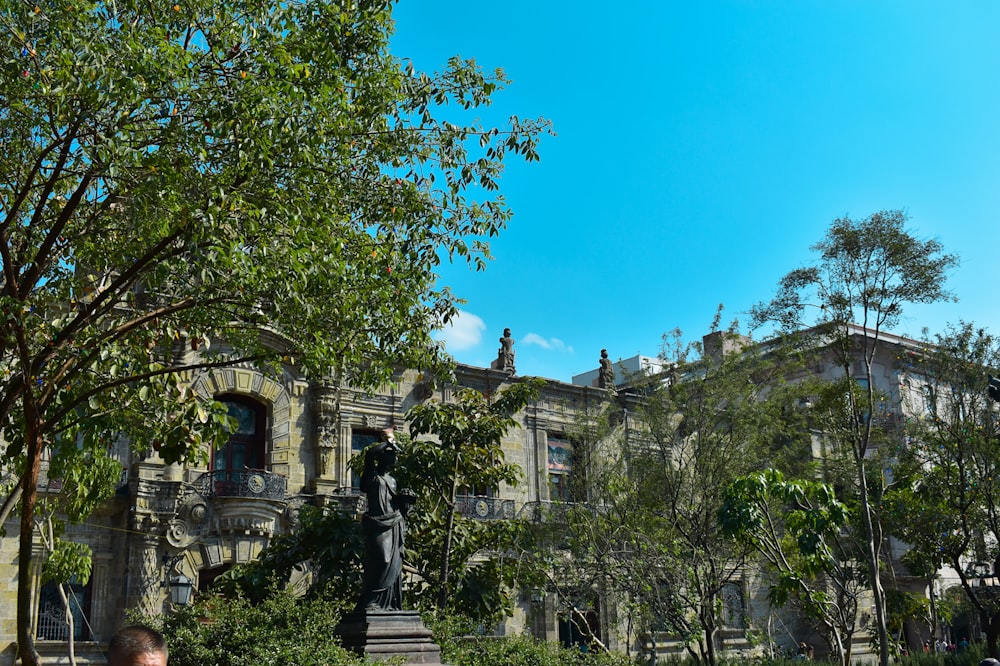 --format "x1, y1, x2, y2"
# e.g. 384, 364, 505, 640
334, 609, 445, 665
